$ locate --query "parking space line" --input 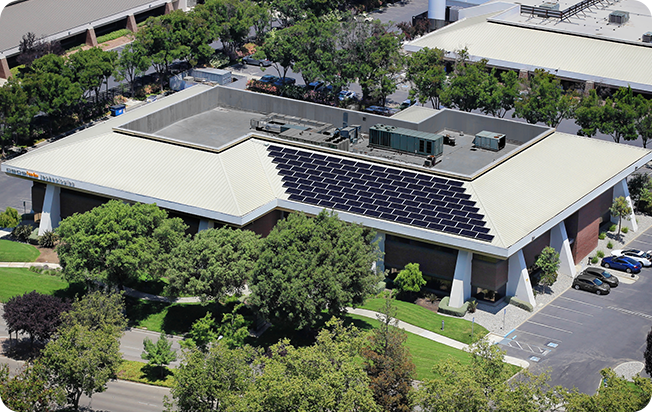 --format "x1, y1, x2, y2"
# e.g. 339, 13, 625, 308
517, 330, 562, 342
526, 321, 573, 334
607, 306, 652, 320
558, 296, 603, 309
549, 304, 594, 316
537, 312, 584, 325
